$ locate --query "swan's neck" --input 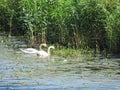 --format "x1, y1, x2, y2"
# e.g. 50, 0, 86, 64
47, 47, 51, 55
39, 44, 43, 50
